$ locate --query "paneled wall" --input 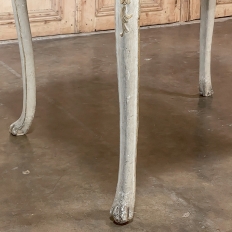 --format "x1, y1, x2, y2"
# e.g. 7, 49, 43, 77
79, 0, 180, 32
189, 0, 232, 20
0, 0, 76, 40
0, 0, 231, 40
